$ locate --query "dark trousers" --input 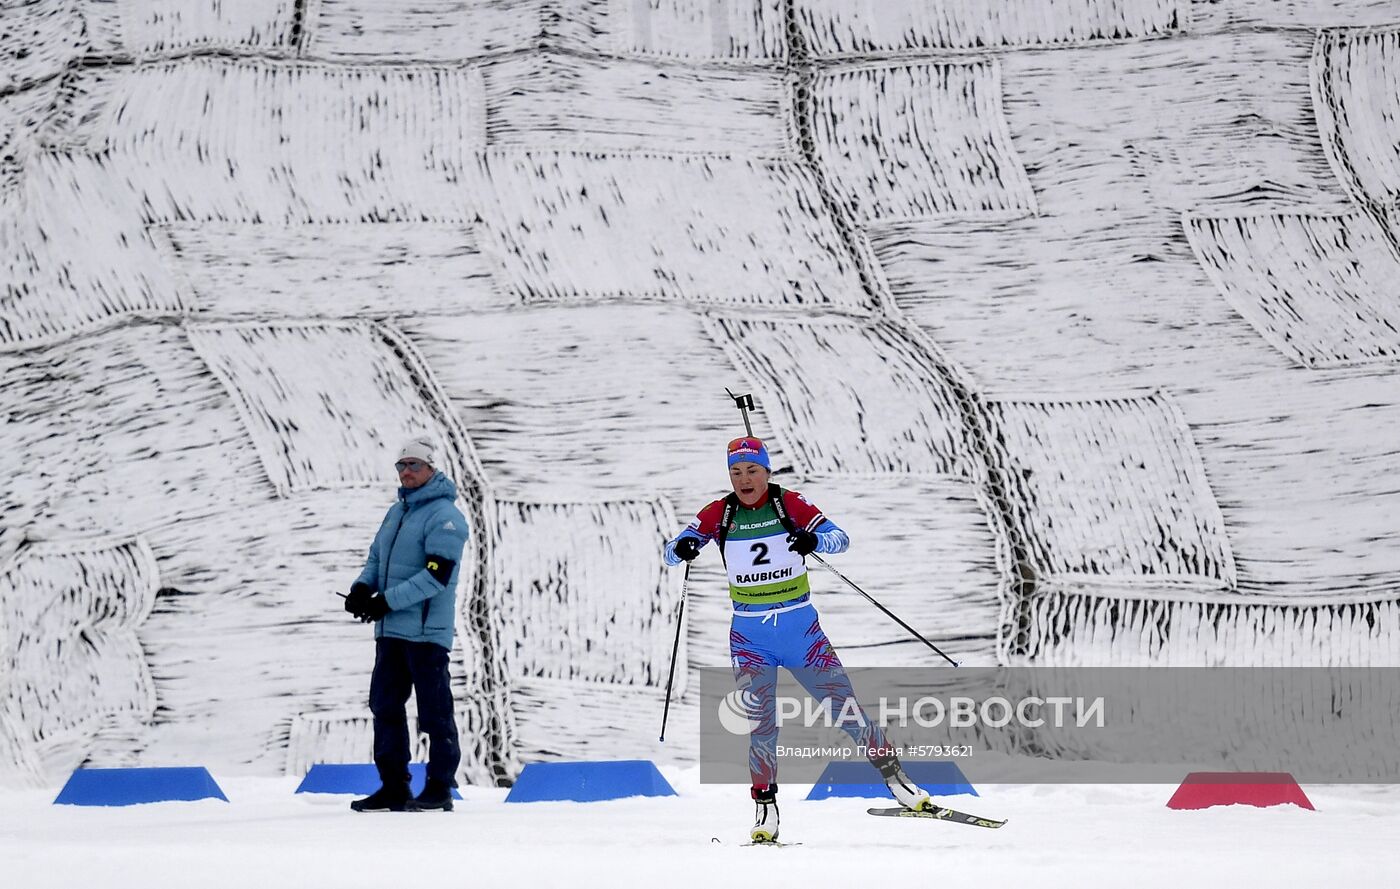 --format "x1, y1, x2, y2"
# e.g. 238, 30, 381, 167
369, 637, 461, 787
